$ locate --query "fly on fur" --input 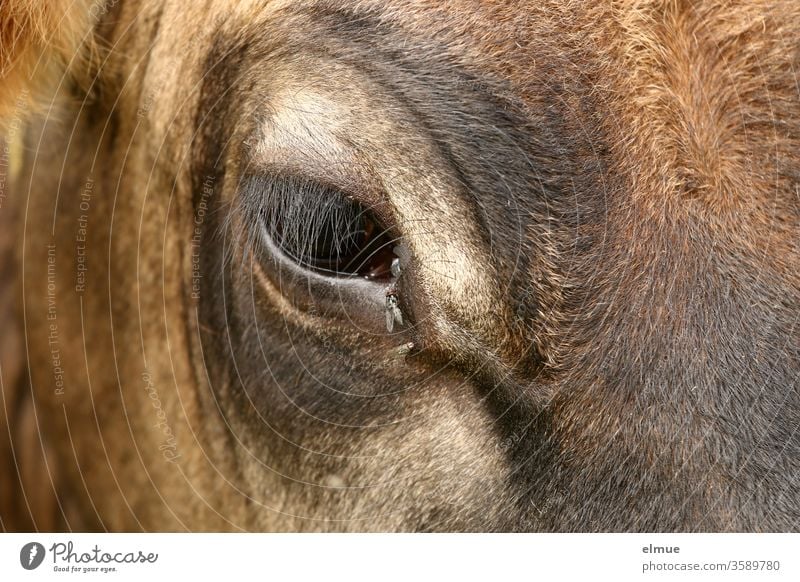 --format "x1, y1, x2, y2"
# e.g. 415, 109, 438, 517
385, 285, 403, 332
